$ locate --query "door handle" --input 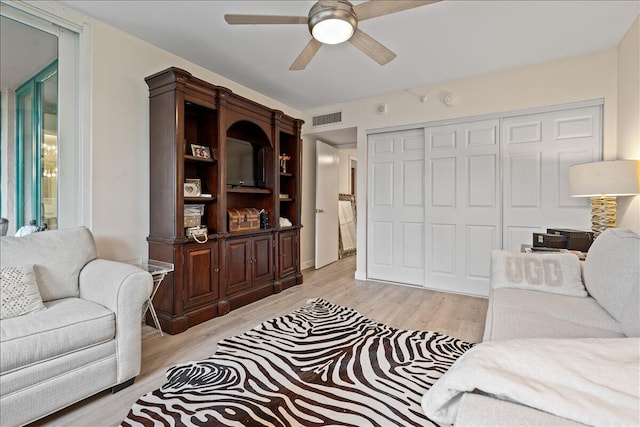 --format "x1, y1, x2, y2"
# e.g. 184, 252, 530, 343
316, 209, 324, 213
